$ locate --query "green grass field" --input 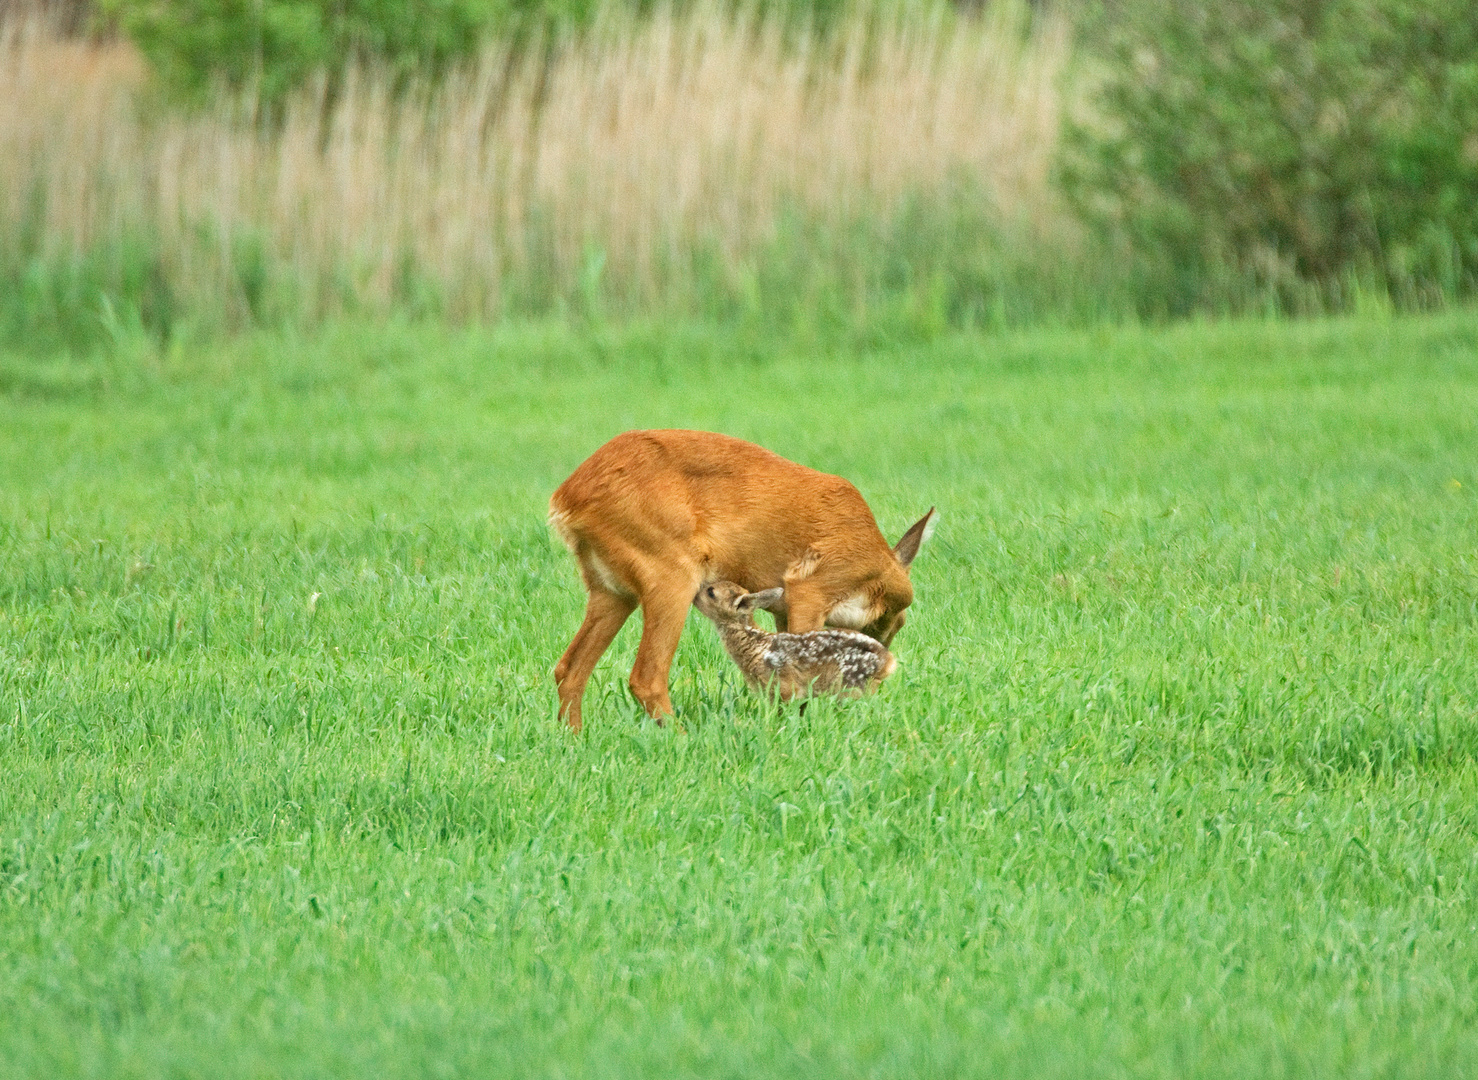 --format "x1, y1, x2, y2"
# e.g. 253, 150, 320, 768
2, 313, 1477, 1078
